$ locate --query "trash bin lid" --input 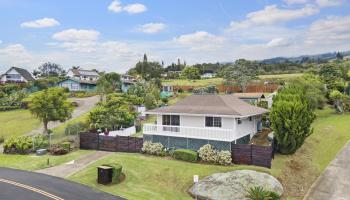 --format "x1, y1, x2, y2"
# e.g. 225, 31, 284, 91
98, 166, 113, 169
